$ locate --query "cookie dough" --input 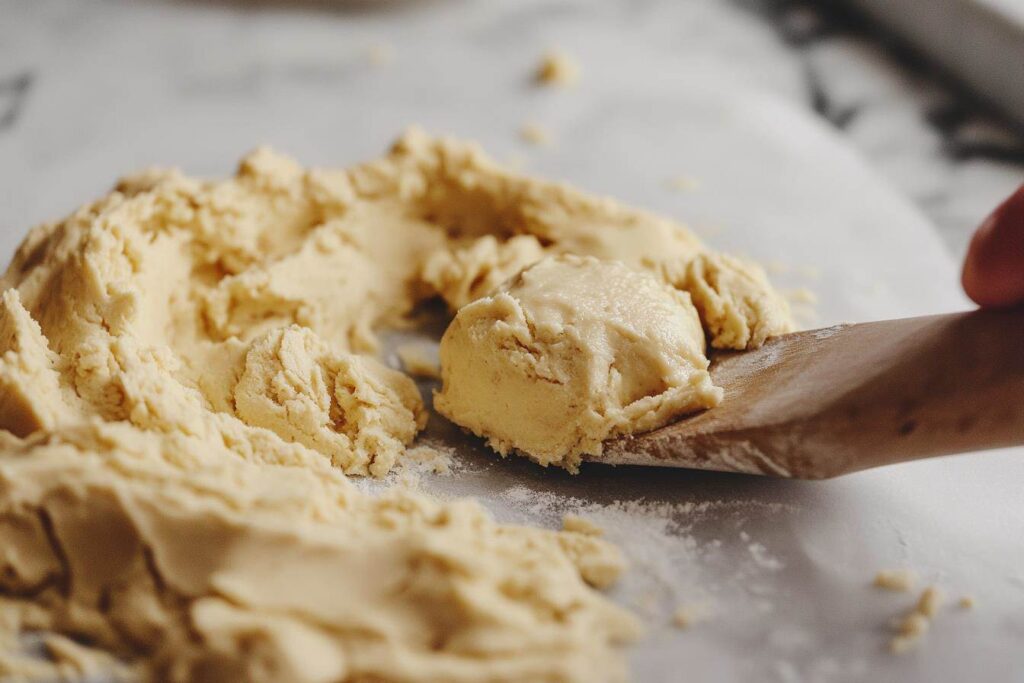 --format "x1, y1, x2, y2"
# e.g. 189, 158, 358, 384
434, 256, 723, 471
0, 423, 639, 682
874, 568, 918, 592
535, 50, 581, 86
889, 586, 945, 654
0, 129, 792, 679
661, 252, 793, 350
422, 234, 546, 311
